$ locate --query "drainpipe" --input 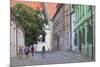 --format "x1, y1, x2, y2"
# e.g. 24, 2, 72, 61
91, 6, 95, 59
70, 5, 72, 51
